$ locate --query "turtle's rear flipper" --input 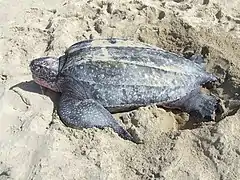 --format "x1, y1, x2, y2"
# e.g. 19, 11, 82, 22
58, 94, 133, 141
189, 54, 206, 68
166, 89, 219, 121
